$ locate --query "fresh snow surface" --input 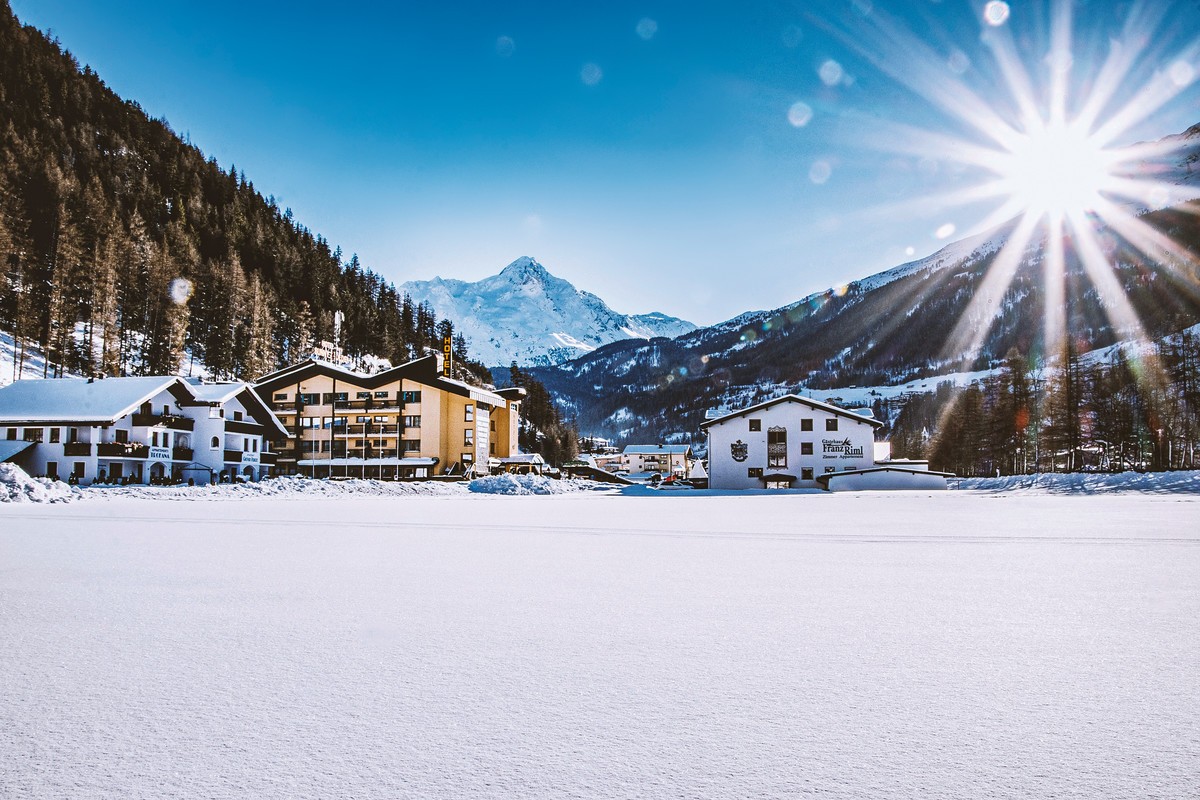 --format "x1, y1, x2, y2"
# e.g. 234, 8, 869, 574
2, 488, 1199, 798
